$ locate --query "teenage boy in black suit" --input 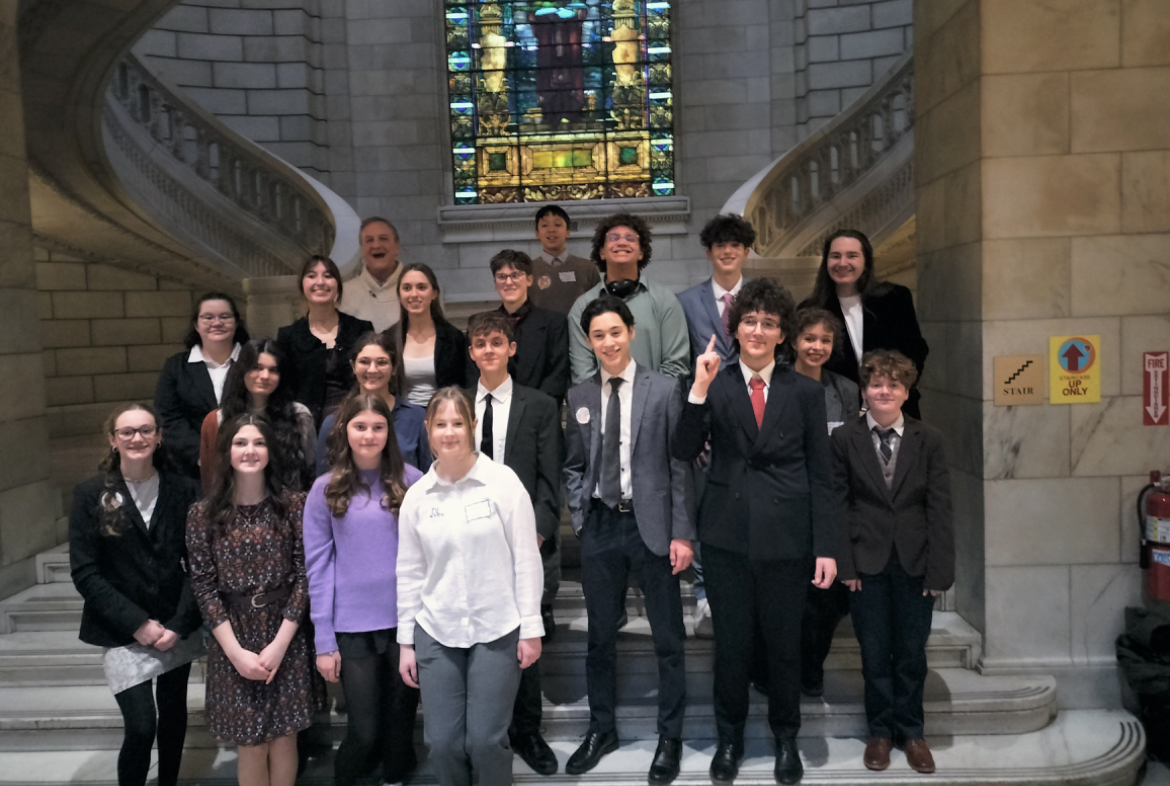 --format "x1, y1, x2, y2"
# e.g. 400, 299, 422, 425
564, 296, 694, 785
466, 311, 563, 775
833, 350, 953, 775
672, 278, 838, 785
